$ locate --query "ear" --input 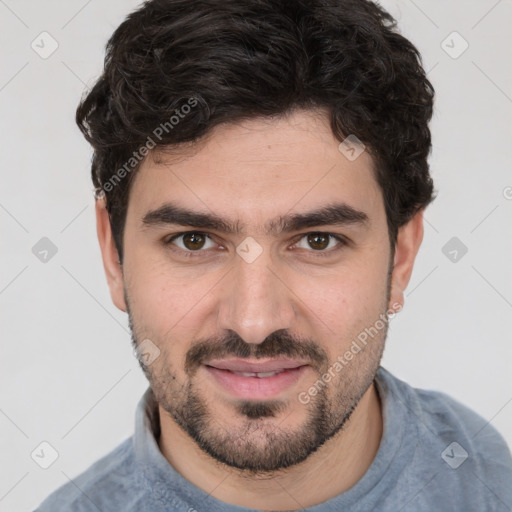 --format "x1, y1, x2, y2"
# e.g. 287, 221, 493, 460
388, 210, 425, 312
95, 195, 127, 312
